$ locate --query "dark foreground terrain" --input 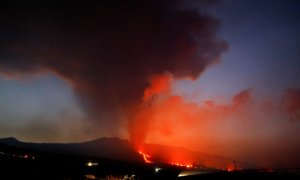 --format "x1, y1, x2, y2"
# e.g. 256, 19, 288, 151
0, 138, 300, 179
